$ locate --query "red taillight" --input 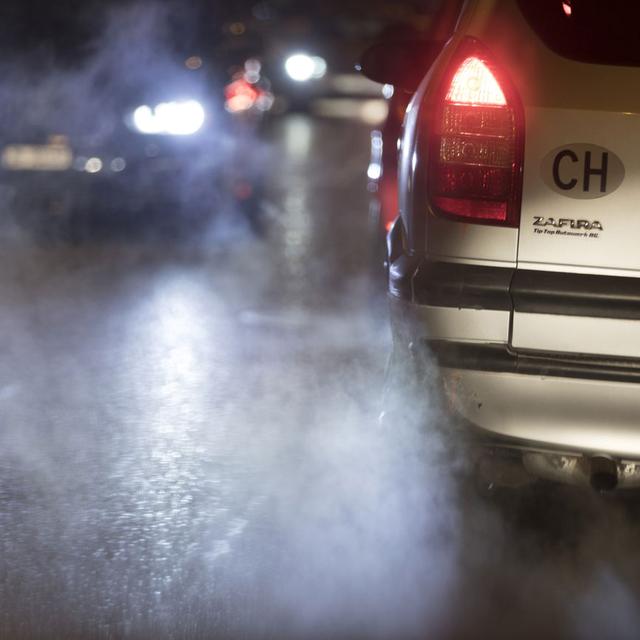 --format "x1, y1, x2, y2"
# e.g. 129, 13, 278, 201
429, 40, 524, 227
224, 78, 260, 113
446, 57, 506, 106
